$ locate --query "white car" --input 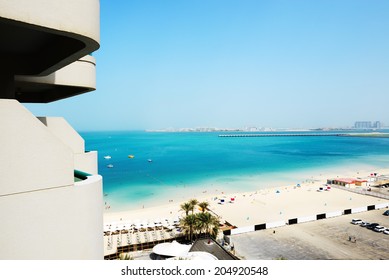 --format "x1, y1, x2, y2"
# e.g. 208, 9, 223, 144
383, 229, 389, 235
373, 226, 386, 232
360, 221, 370, 227
351, 219, 363, 225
